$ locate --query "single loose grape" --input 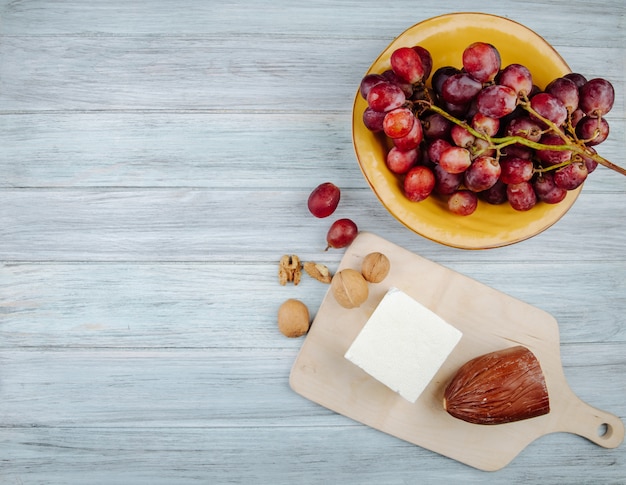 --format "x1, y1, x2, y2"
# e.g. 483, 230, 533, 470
326, 218, 358, 250
308, 182, 340, 218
